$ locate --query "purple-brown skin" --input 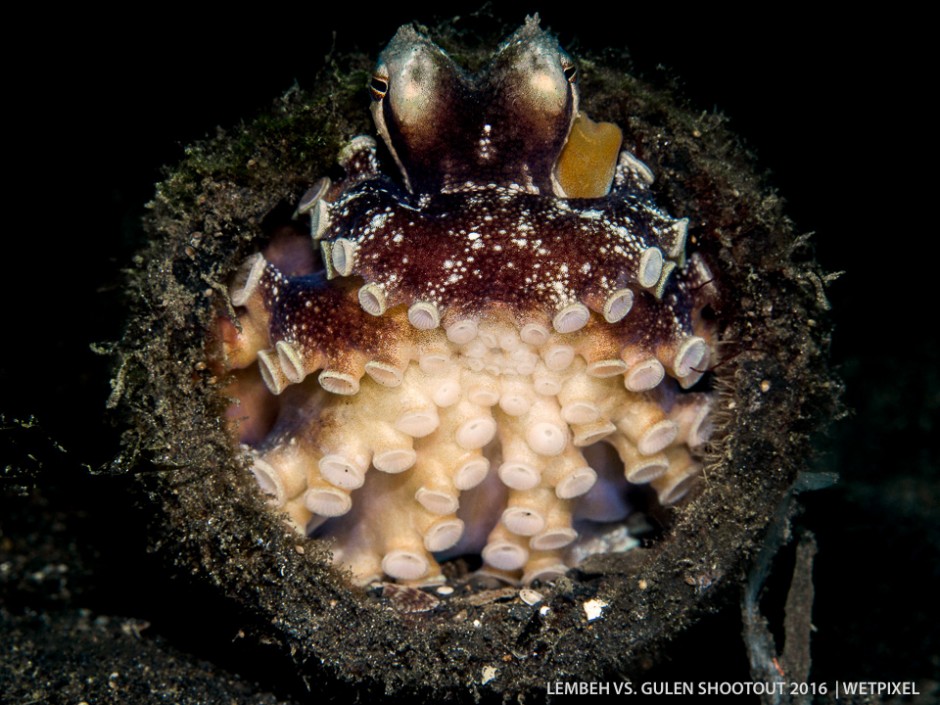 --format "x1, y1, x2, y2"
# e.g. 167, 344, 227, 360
219, 17, 719, 587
